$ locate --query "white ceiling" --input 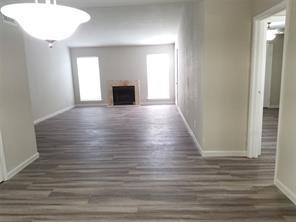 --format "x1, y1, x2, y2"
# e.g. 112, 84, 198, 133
58, 0, 188, 8
66, 2, 185, 47
267, 10, 286, 30
2, 0, 187, 47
